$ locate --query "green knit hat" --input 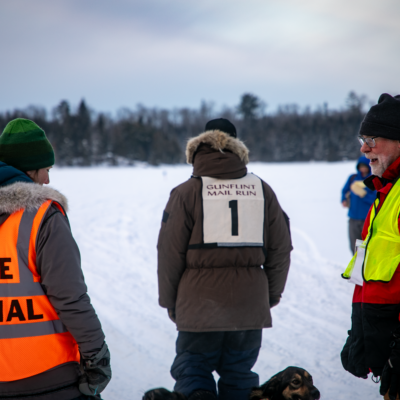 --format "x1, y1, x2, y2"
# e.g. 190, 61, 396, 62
0, 118, 55, 171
